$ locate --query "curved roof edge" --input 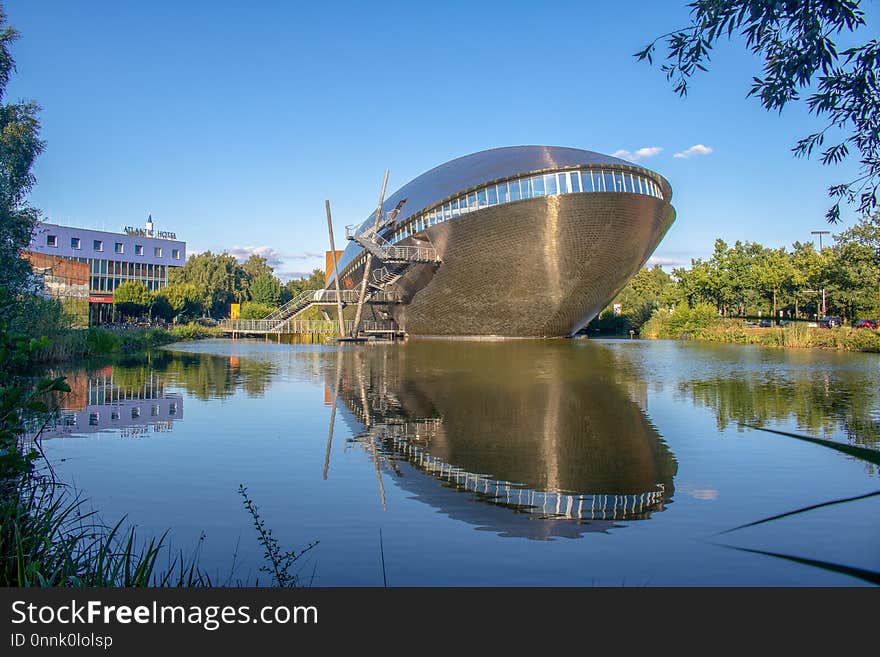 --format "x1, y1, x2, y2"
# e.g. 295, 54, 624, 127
356, 145, 670, 230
